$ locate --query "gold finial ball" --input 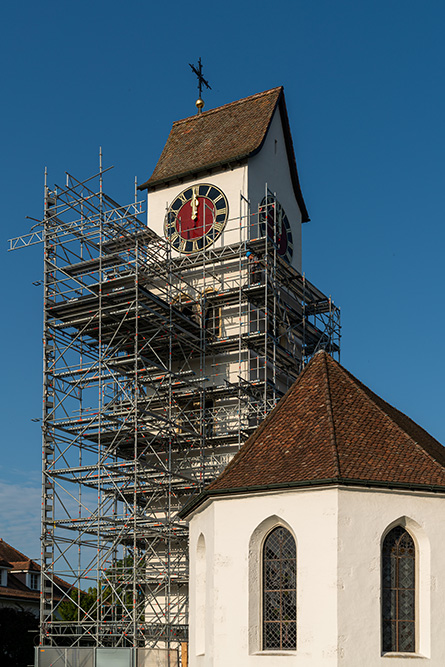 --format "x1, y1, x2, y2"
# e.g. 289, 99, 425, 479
196, 98, 205, 111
